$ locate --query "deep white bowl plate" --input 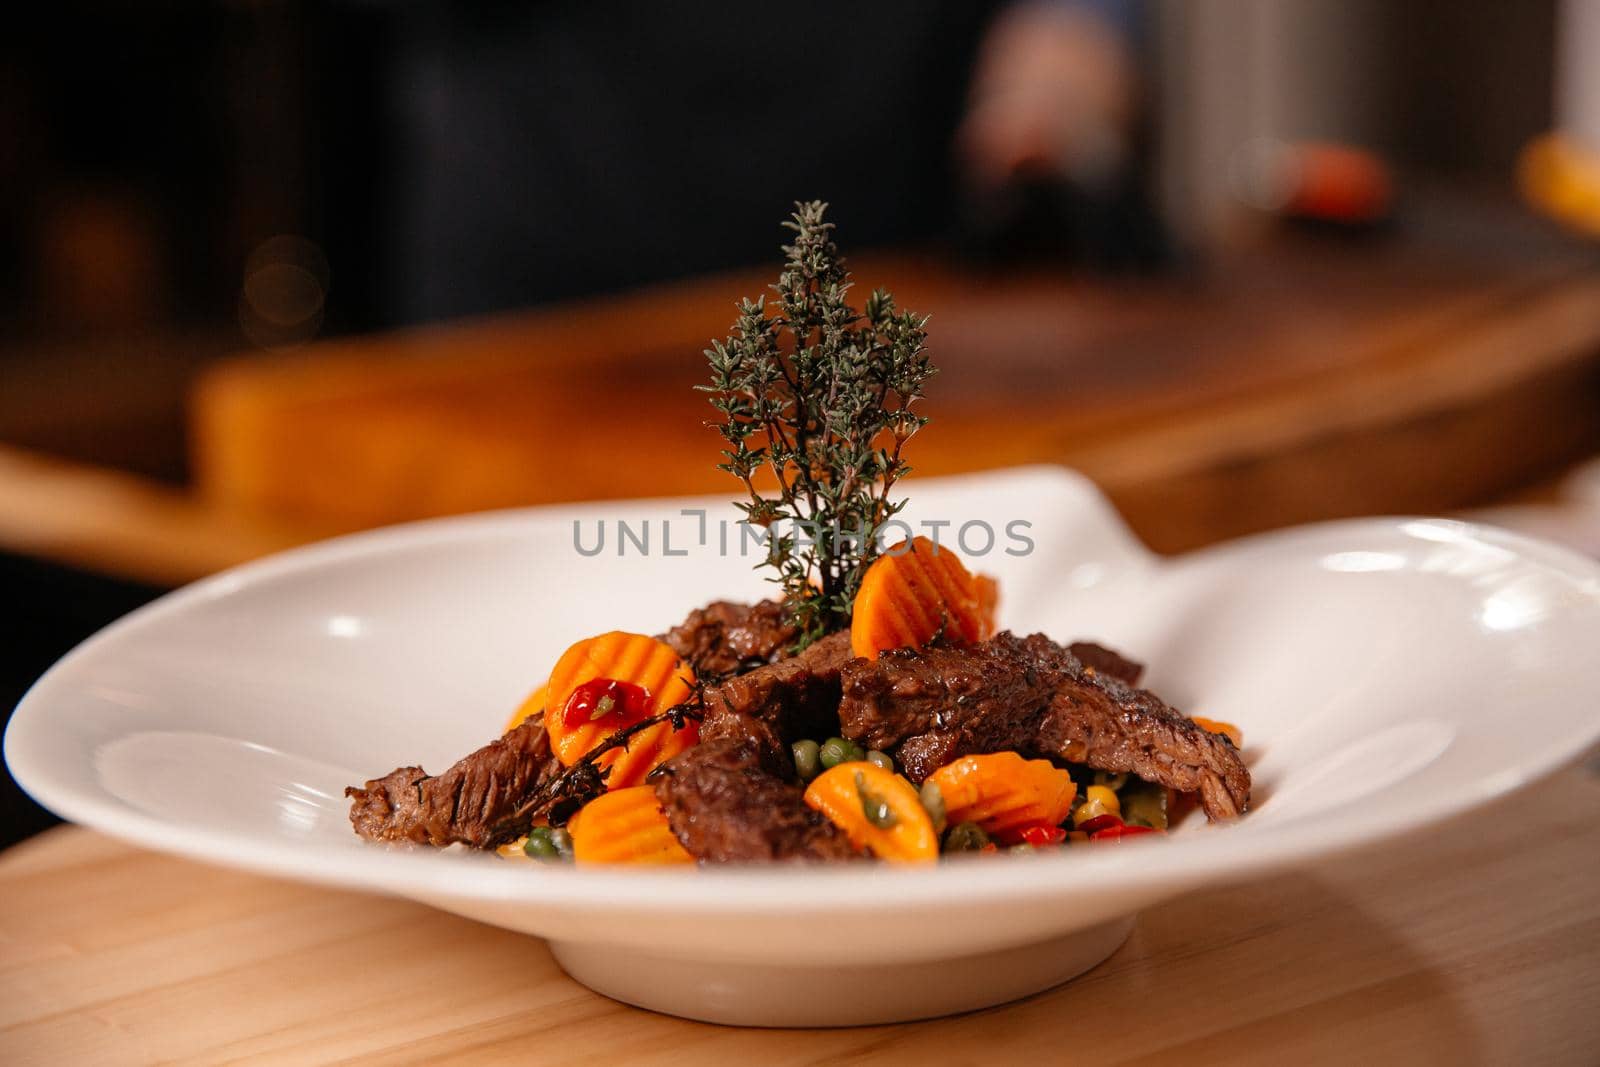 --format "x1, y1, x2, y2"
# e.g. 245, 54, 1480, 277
9, 467, 1600, 1026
